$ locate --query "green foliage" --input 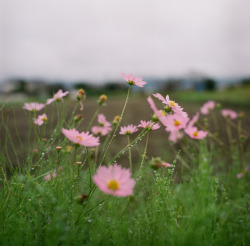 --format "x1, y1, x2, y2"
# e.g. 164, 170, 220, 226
0, 87, 249, 245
